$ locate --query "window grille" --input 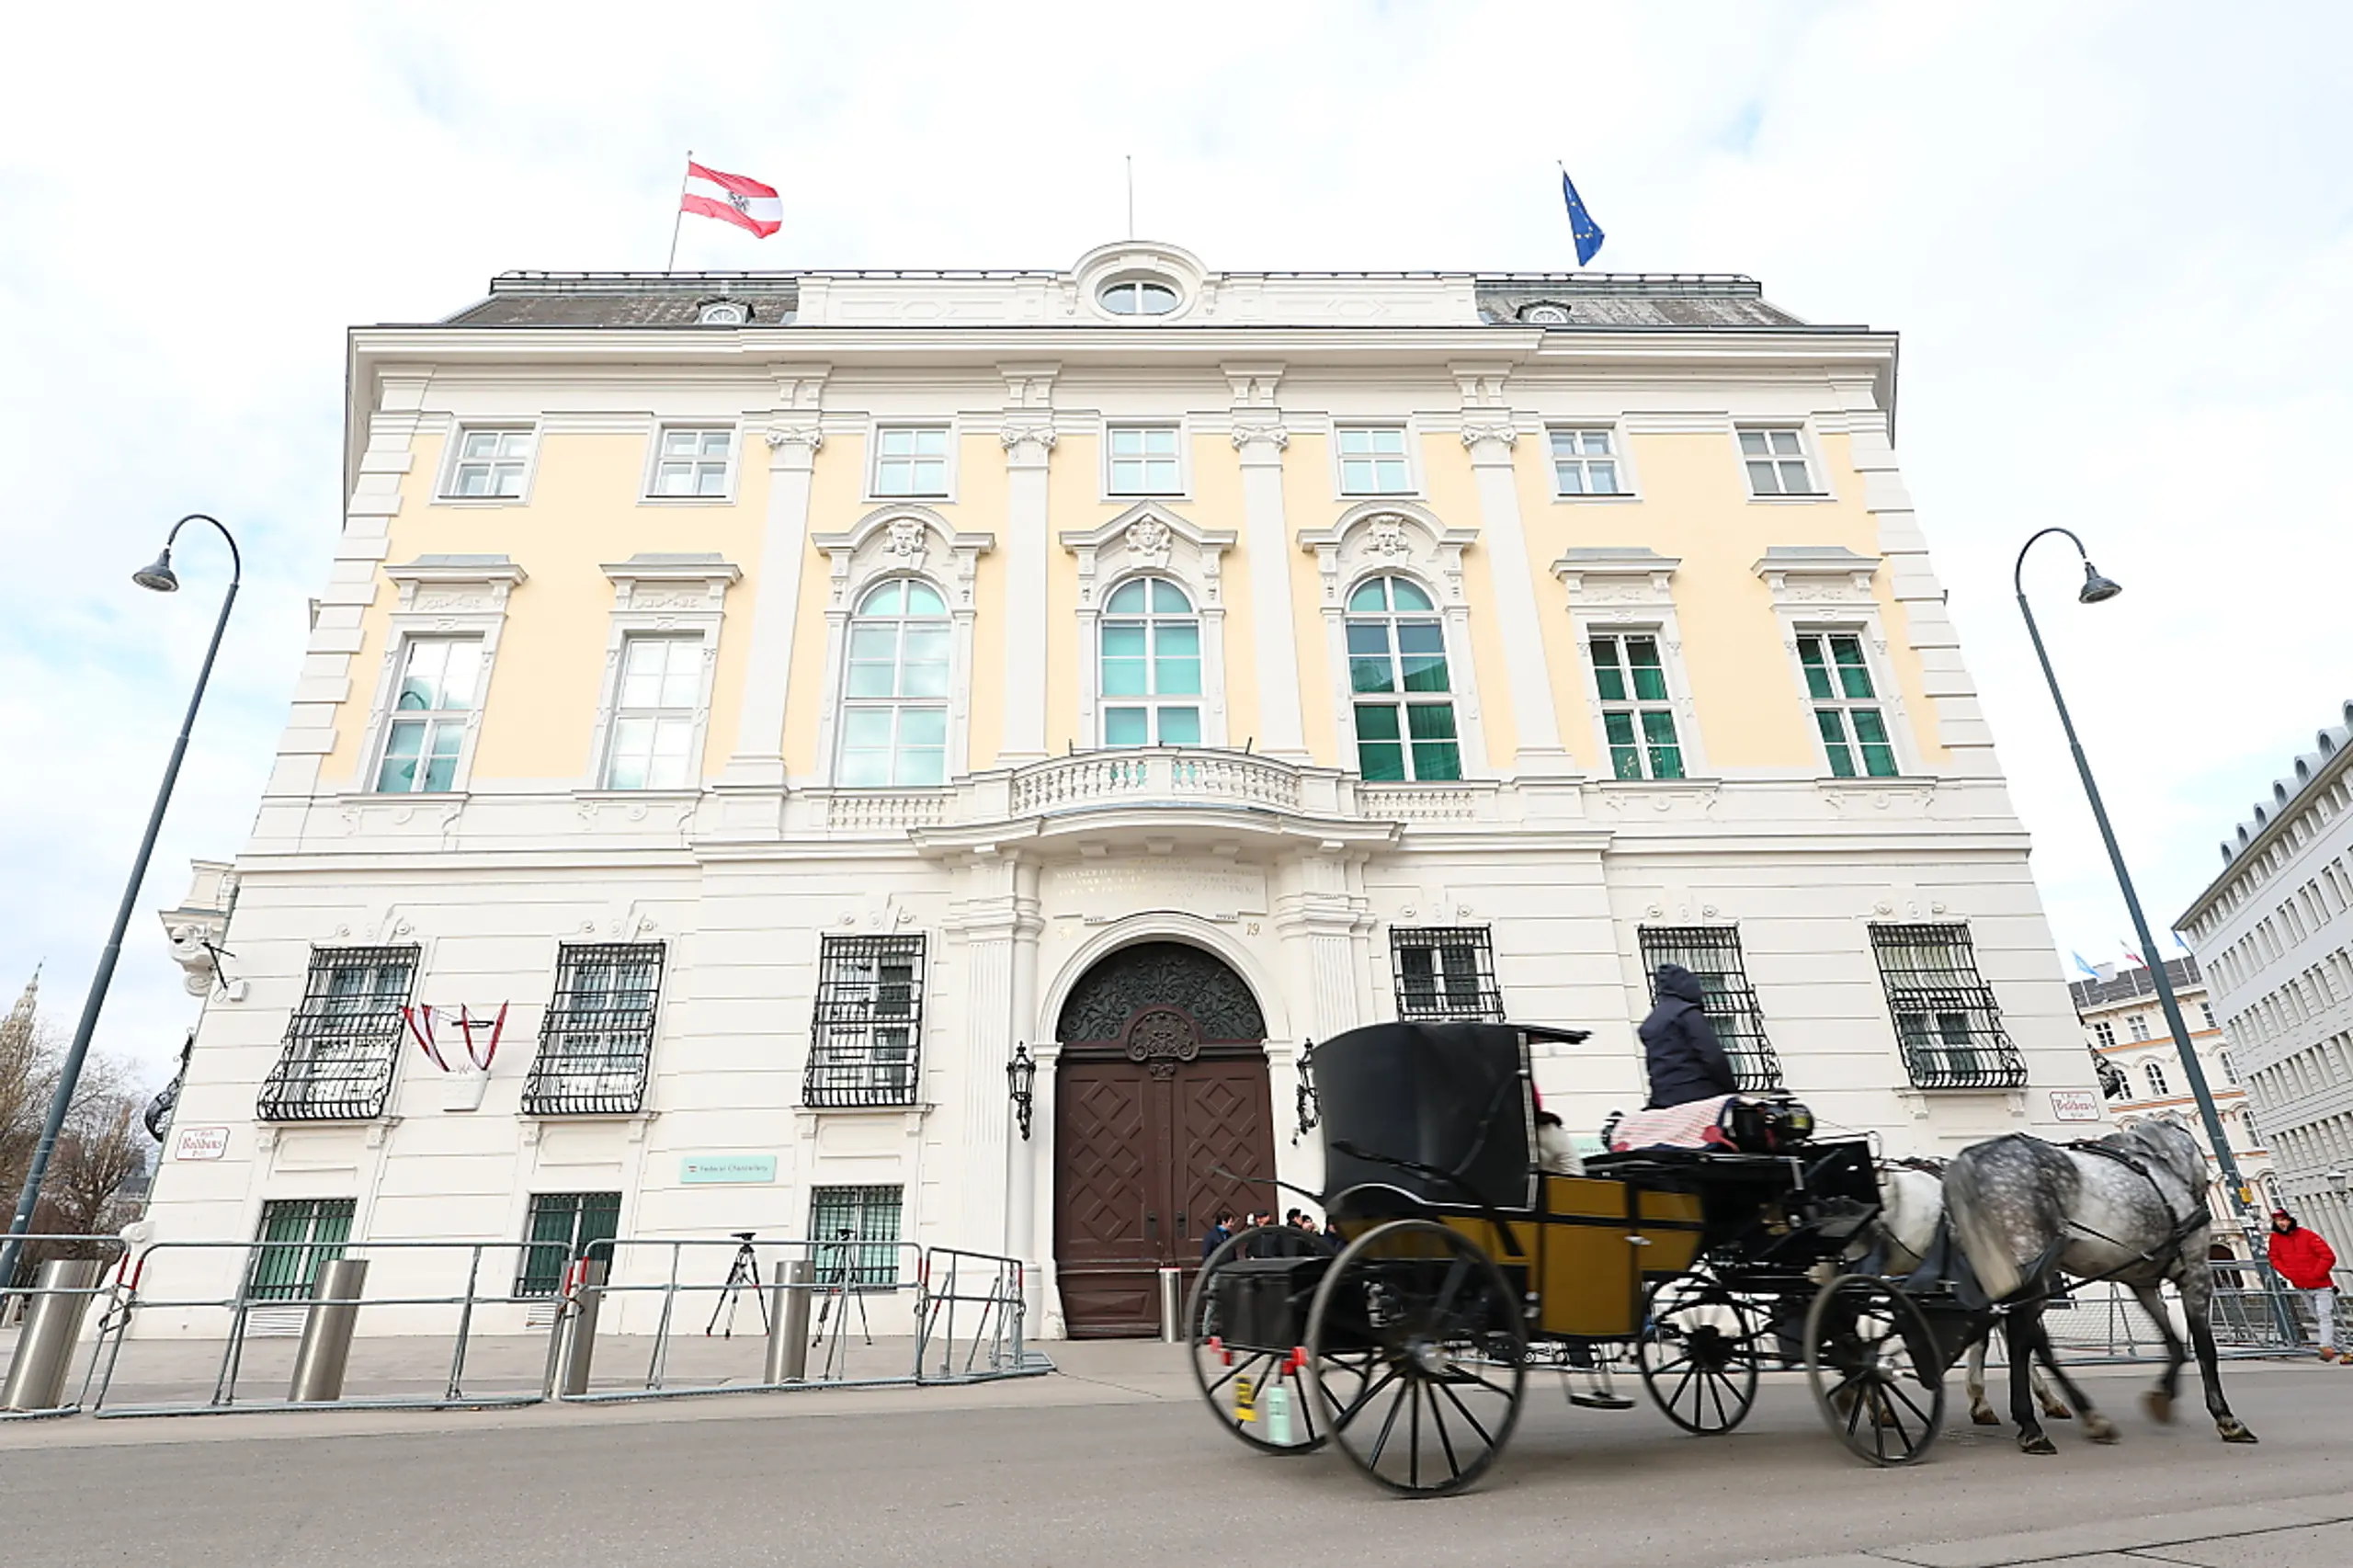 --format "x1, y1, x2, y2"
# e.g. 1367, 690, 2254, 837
1868, 924, 2028, 1089
807, 1185, 904, 1289
1638, 926, 1784, 1091
522, 944, 665, 1116
1390, 926, 1505, 1022
256, 947, 418, 1121
246, 1198, 356, 1301
804, 936, 926, 1106
515, 1191, 621, 1298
